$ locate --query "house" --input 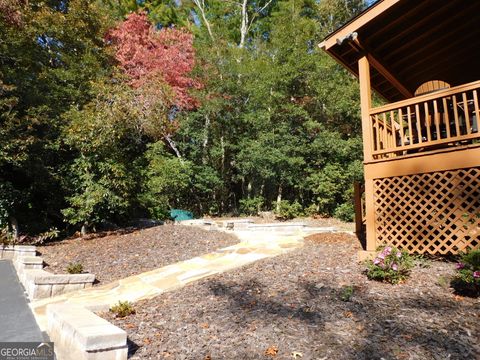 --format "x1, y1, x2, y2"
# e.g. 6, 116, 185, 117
320, 0, 480, 256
